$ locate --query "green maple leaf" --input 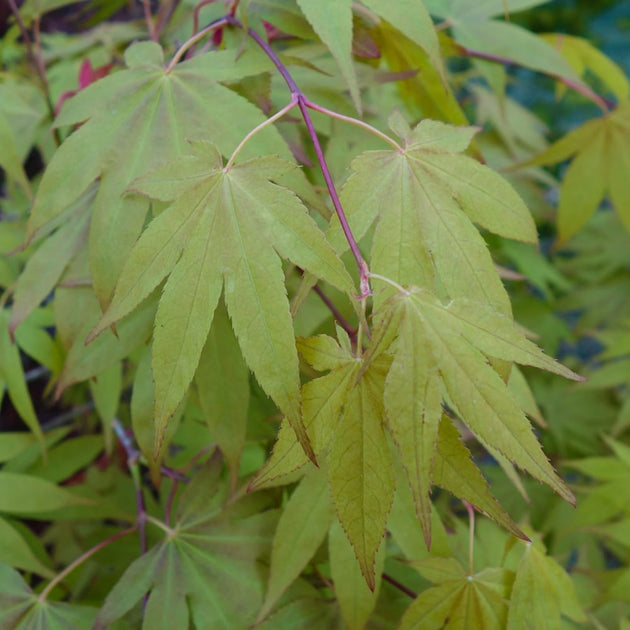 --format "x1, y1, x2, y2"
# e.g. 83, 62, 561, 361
400, 557, 513, 630
252, 333, 395, 590
94, 457, 277, 630
87, 145, 353, 458
332, 116, 537, 313
506, 538, 587, 629
376, 287, 580, 509
524, 101, 630, 244
26, 40, 309, 309
0, 564, 97, 630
